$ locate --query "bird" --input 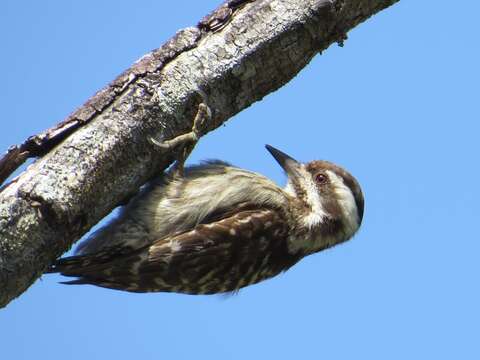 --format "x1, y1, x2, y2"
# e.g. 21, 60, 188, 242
48, 143, 364, 295
47, 102, 364, 294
